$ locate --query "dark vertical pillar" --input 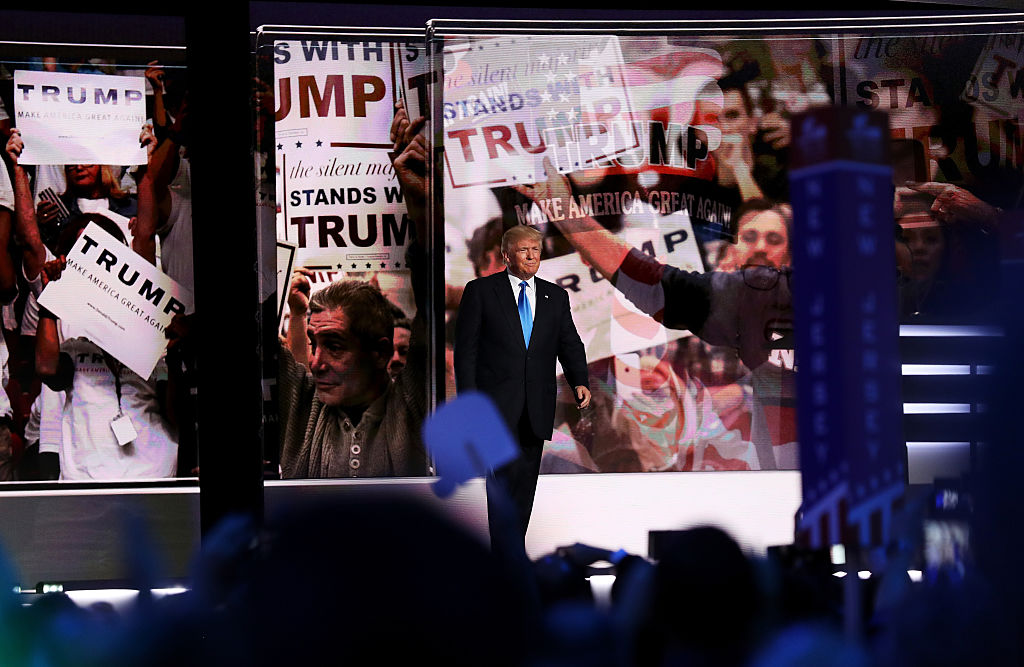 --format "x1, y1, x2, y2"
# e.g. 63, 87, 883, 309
186, 1, 264, 534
